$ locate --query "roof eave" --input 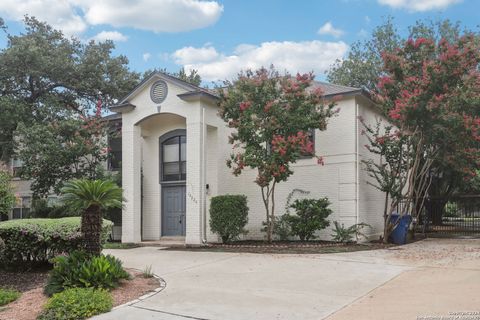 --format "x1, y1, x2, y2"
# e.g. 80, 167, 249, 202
177, 91, 219, 104
110, 102, 136, 113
